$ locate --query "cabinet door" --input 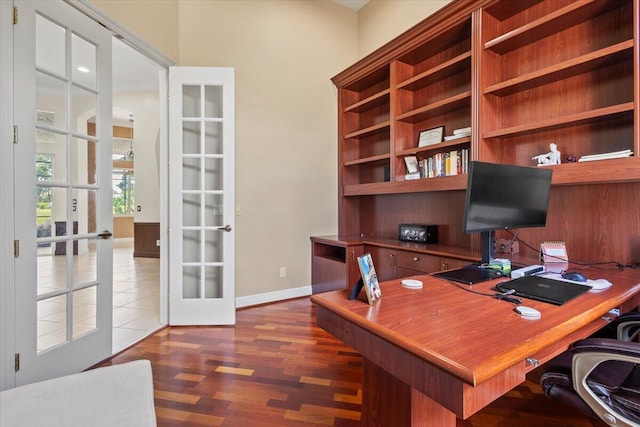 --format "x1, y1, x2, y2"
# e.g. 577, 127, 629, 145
366, 246, 396, 282
439, 256, 468, 272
